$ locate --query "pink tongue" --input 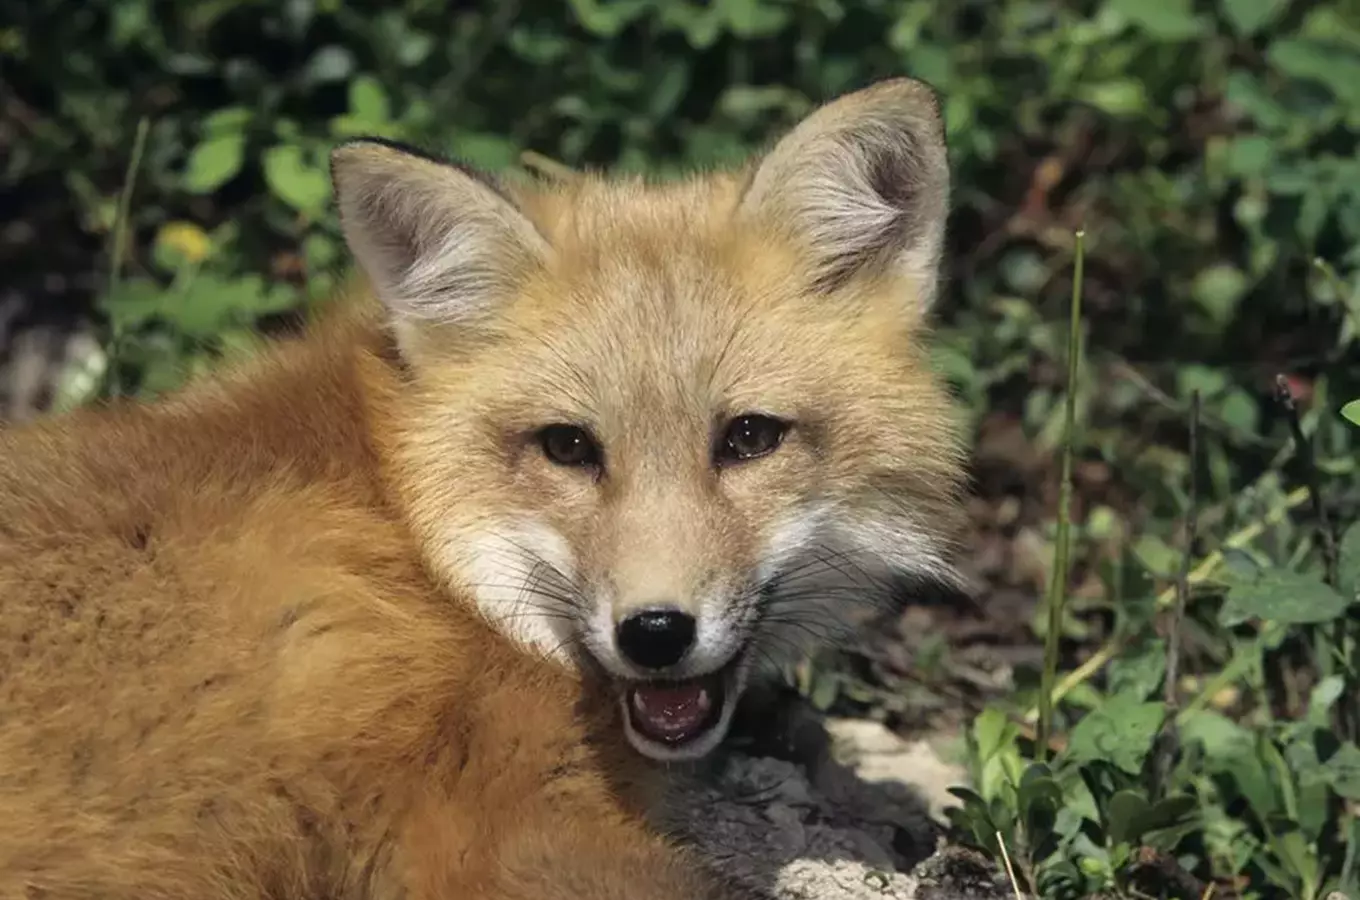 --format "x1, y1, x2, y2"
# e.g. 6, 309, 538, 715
630, 683, 712, 738
635, 683, 705, 715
